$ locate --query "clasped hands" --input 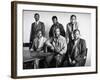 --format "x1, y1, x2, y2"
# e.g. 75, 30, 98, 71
69, 58, 76, 64
50, 46, 62, 56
